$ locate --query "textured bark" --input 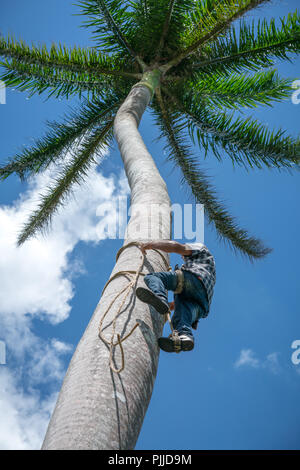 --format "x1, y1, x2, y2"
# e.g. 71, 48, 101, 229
41, 84, 172, 450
